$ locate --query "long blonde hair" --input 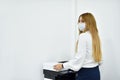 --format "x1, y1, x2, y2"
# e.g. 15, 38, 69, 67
76, 12, 102, 62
